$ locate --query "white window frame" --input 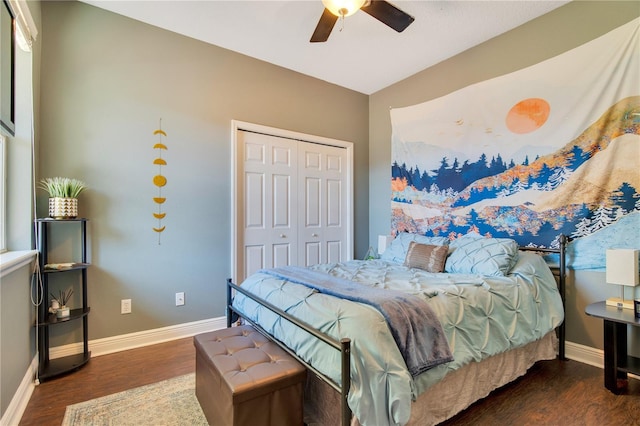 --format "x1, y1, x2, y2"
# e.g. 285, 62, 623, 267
0, 134, 6, 253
